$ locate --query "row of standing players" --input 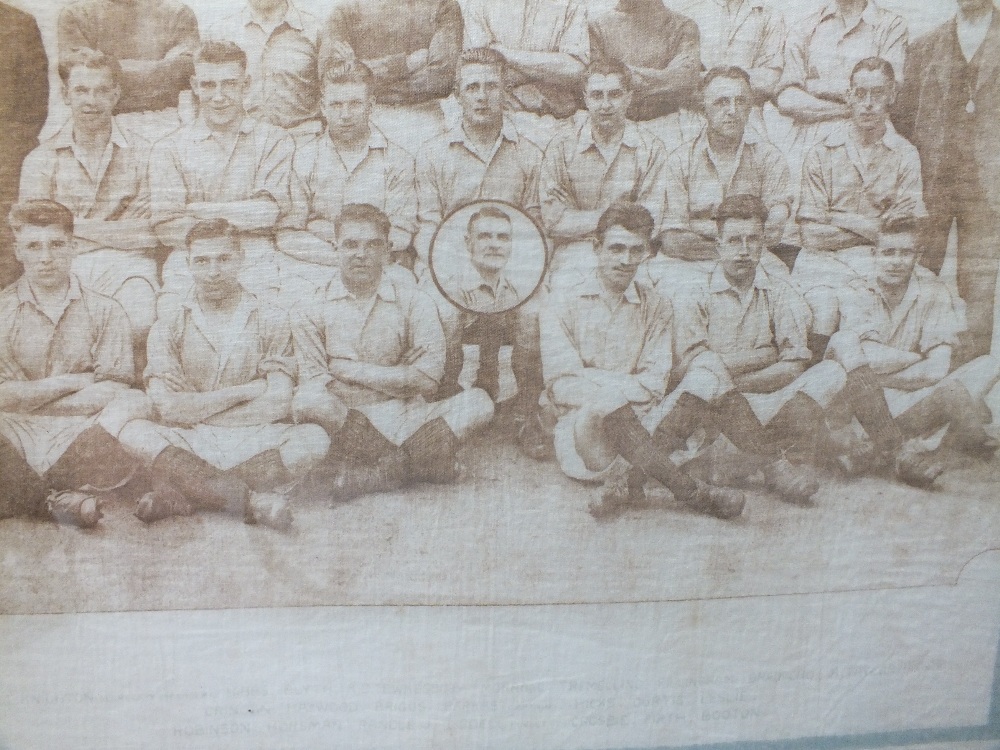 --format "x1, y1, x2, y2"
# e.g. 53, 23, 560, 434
0, 0, 998, 527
